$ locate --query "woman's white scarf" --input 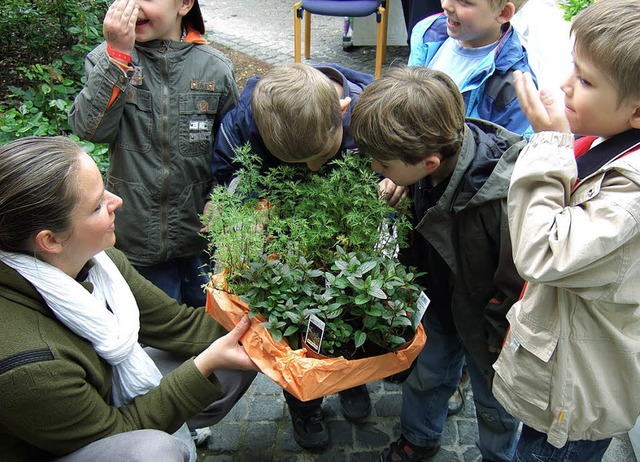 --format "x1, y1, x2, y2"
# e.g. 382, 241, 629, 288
0, 250, 161, 407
